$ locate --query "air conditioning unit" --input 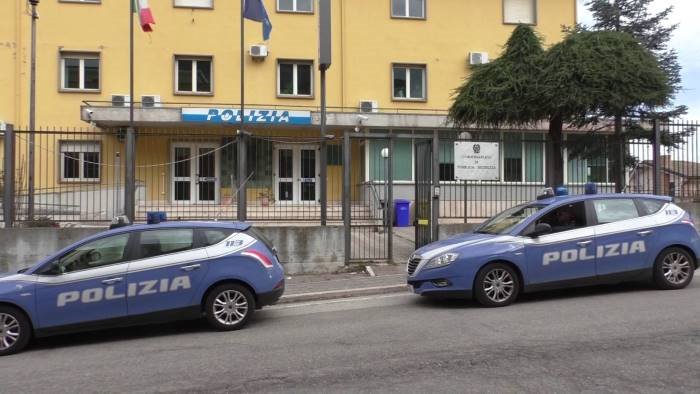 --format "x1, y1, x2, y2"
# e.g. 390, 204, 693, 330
469, 52, 489, 65
249, 44, 268, 59
111, 94, 131, 107
359, 100, 379, 113
141, 95, 161, 108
